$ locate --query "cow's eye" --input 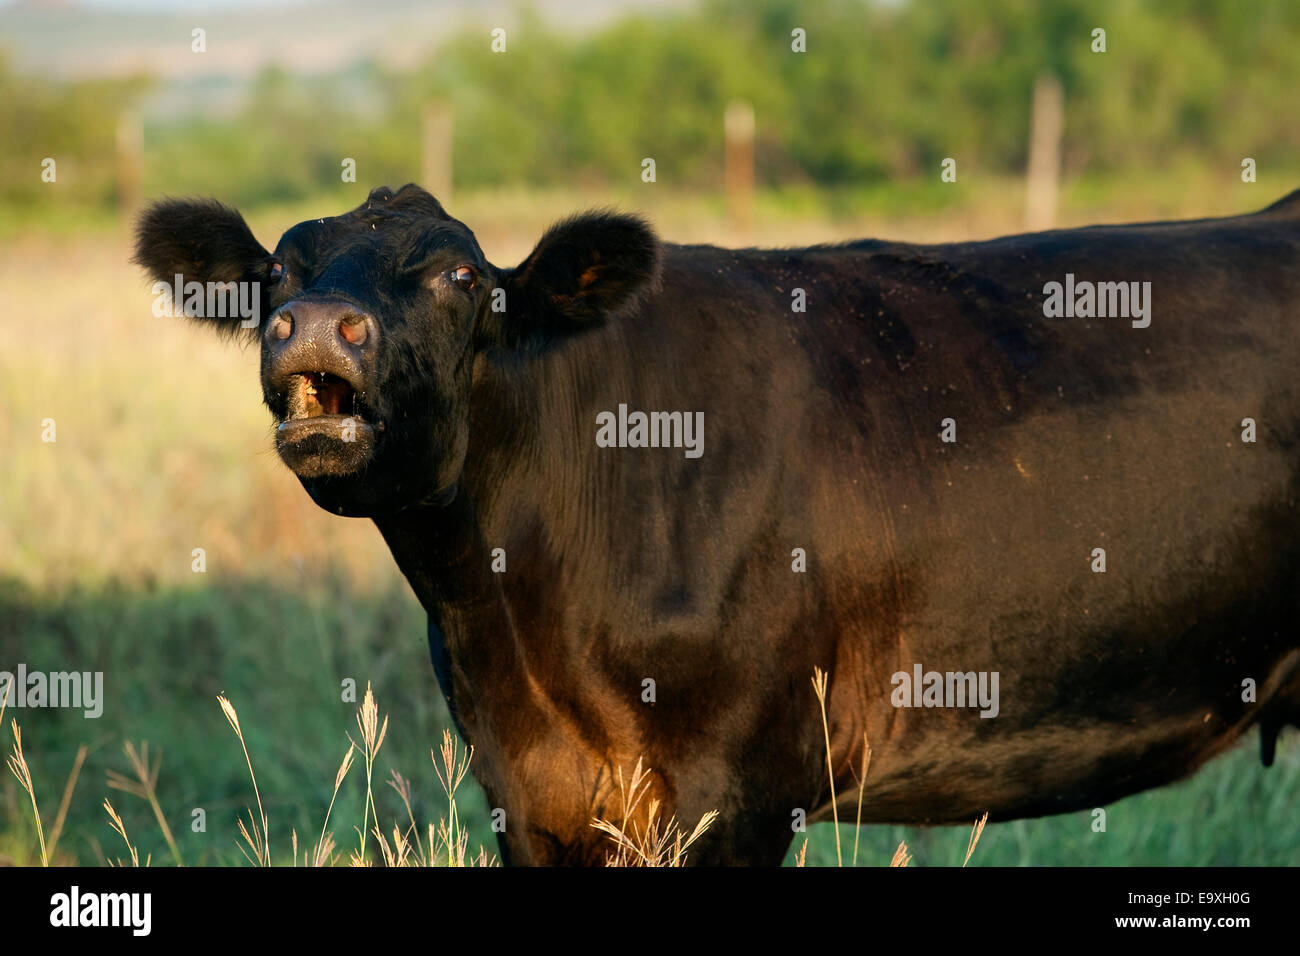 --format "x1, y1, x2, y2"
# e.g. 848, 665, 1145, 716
450, 265, 476, 291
